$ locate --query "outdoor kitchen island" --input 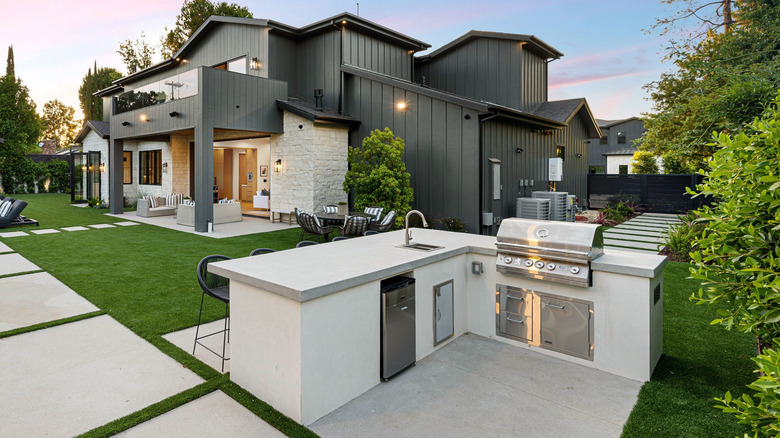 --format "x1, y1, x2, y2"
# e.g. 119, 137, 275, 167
210, 227, 666, 426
